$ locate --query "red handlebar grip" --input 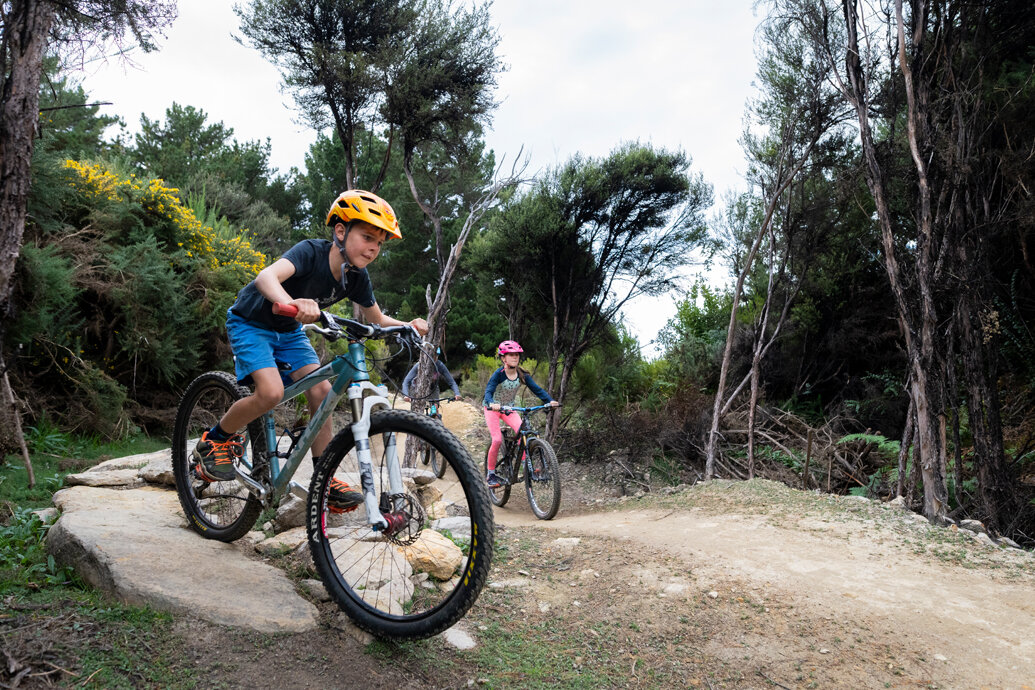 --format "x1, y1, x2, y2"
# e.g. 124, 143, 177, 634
272, 302, 298, 317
